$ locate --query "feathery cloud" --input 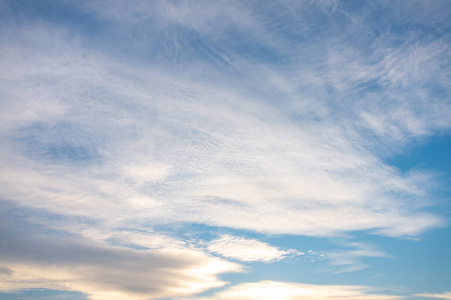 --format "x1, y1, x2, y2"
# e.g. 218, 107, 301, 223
416, 292, 451, 299
207, 234, 303, 263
